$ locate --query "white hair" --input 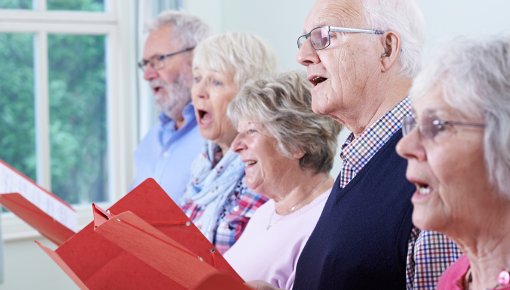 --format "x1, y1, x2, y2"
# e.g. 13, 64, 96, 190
146, 10, 211, 49
192, 32, 277, 88
410, 36, 510, 199
362, 0, 425, 78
